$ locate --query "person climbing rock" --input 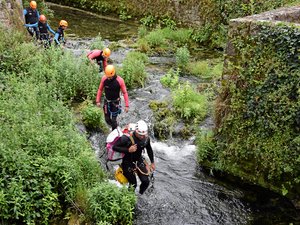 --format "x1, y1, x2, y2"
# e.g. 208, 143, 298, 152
113, 120, 156, 194
23, 1, 40, 37
96, 64, 129, 130
87, 48, 111, 73
54, 20, 68, 47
